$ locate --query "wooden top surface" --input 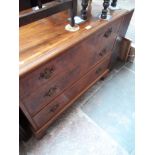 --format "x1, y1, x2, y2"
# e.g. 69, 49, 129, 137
19, 1, 129, 77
